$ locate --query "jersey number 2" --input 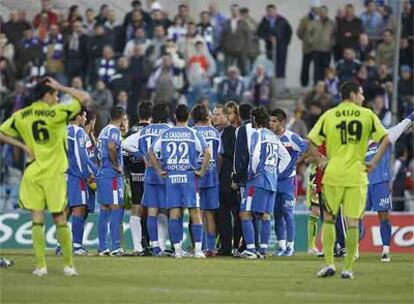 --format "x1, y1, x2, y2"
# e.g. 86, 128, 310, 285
32, 120, 50, 144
